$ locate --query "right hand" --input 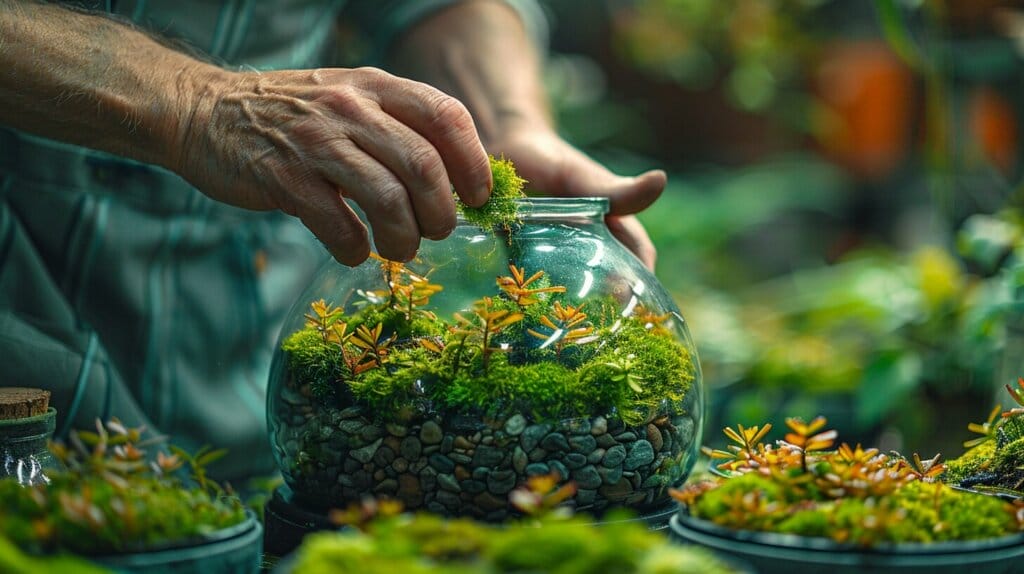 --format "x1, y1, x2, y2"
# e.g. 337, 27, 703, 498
170, 66, 493, 265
